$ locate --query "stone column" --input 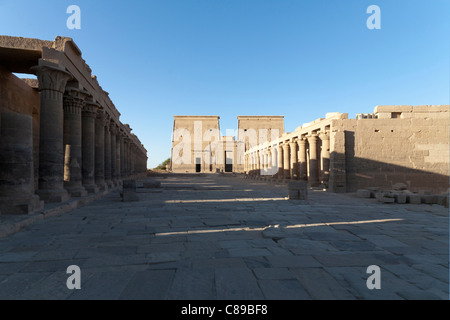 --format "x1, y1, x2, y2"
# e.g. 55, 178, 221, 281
283, 143, 290, 179
307, 134, 320, 187
277, 144, 284, 179
120, 132, 125, 178
95, 109, 107, 191
320, 132, 330, 187
271, 146, 277, 177
115, 132, 122, 183
127, 139, 132, 177
289, 140, 298, 180
297, 138, 307, 180
124, 137, 130, 178
63, 87, 88, 197
263, 150, 268, 175
0, 112, 44, 214
244, 154, 248, 174
277, 144, 284, 180
32, 61, 72, 203
104, 115, 112, 187
130, 143, 136, 176
110, 122, 118, 184
81, 99, 99, 193
267, 147, 274, 176
256, 150, 261, 175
